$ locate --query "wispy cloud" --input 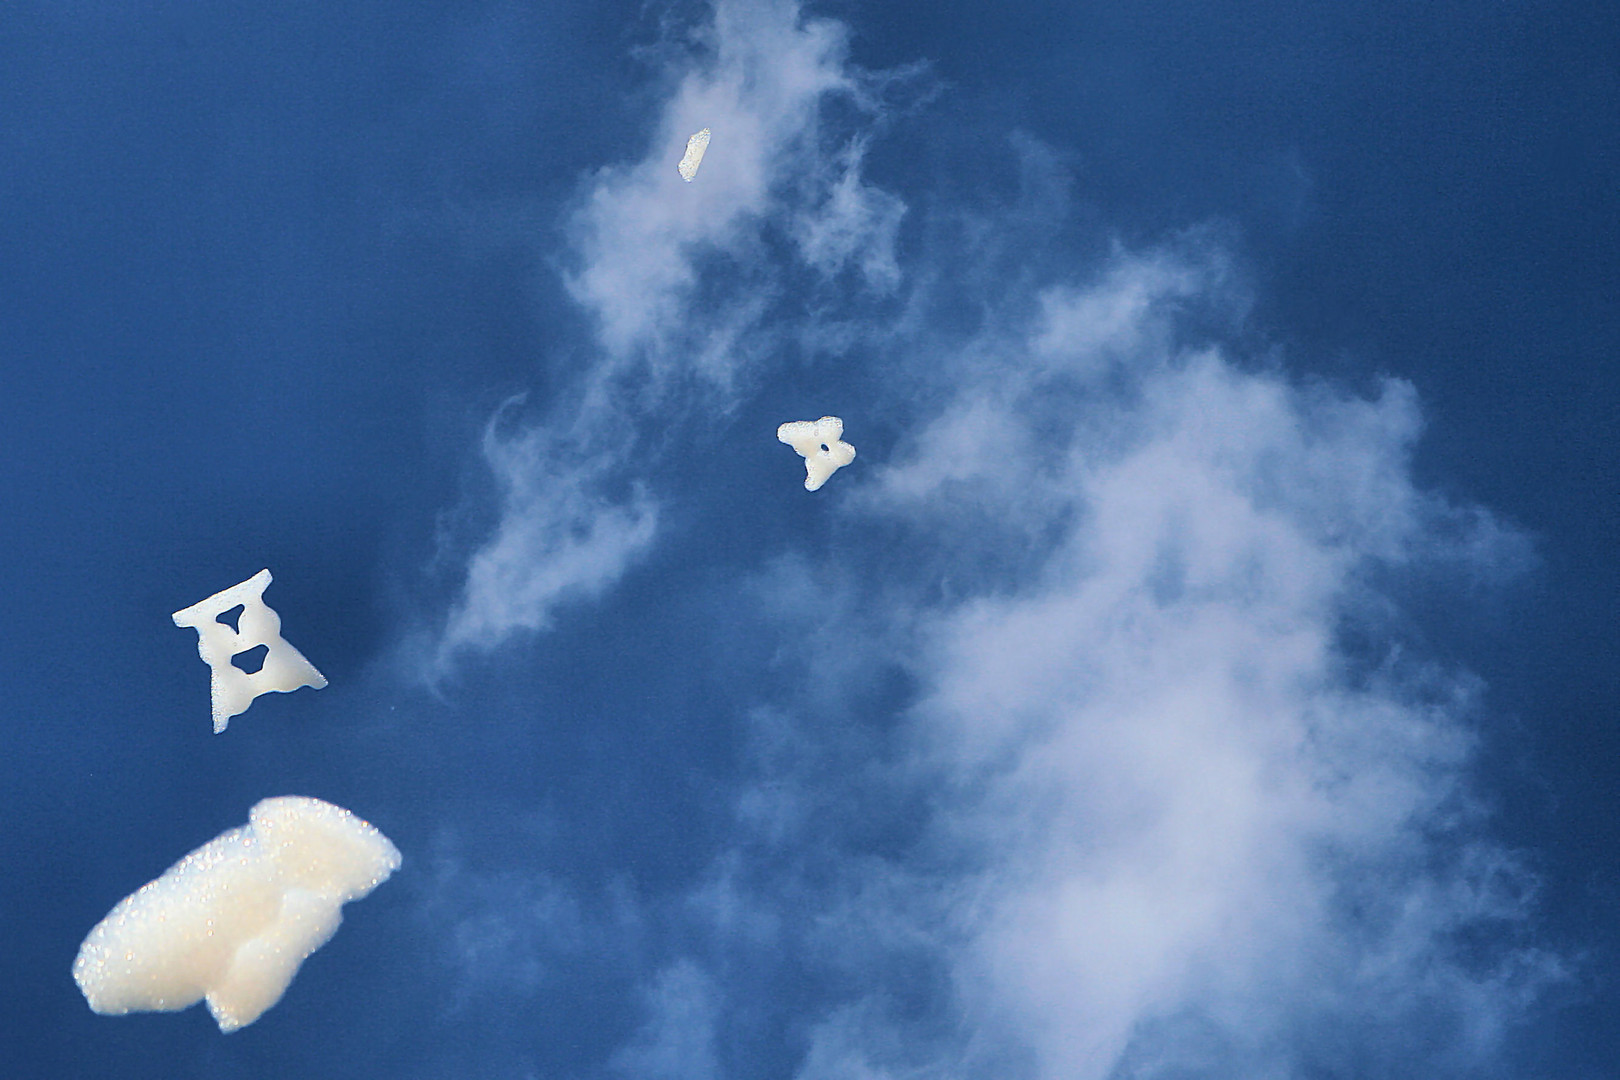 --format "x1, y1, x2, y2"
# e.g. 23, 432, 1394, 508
437, 401, 659, 658
433, 0, 909, 666
566, 0, 881, 377
790, 137, 907, 293
610, 960, 723, 1080
415, 824, 644, 1013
